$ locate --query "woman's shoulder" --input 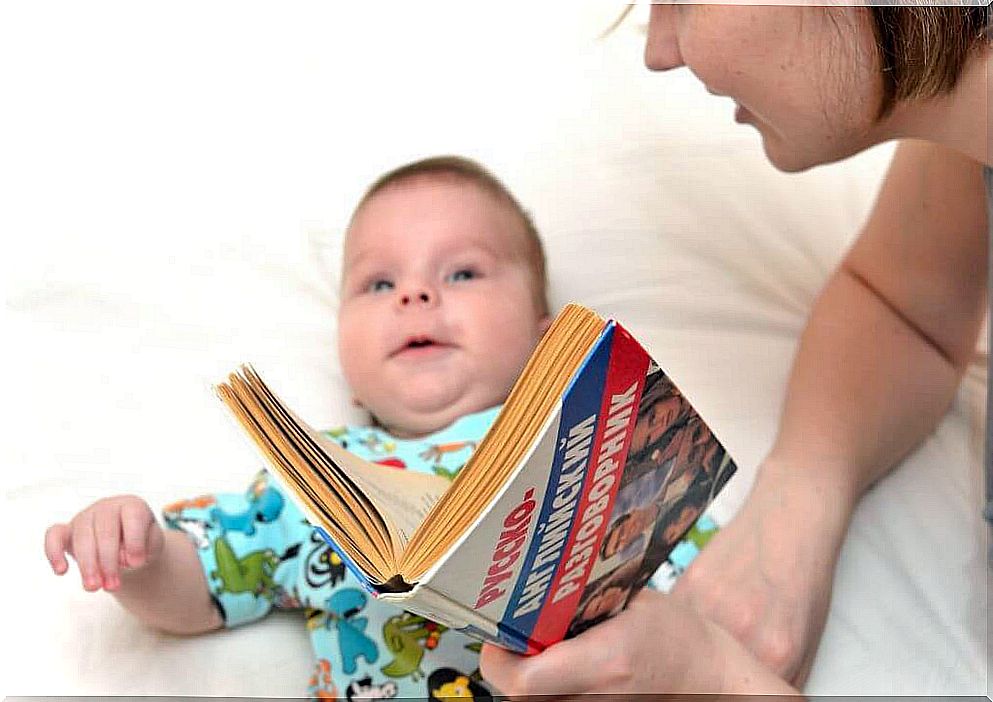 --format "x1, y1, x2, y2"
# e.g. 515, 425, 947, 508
856, 139, 987, 248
